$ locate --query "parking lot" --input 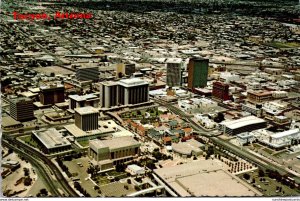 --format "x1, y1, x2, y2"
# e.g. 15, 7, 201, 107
238, 170, 300, 196
63, 156, 99, 197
